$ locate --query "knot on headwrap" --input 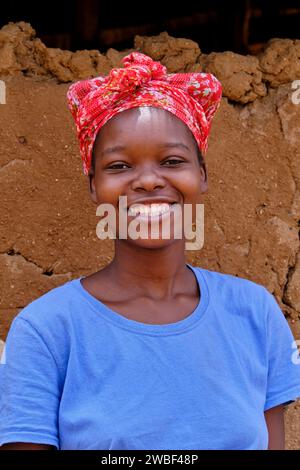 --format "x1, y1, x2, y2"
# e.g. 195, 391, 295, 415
106, 52, 167, 92
67, 52, 222, 175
